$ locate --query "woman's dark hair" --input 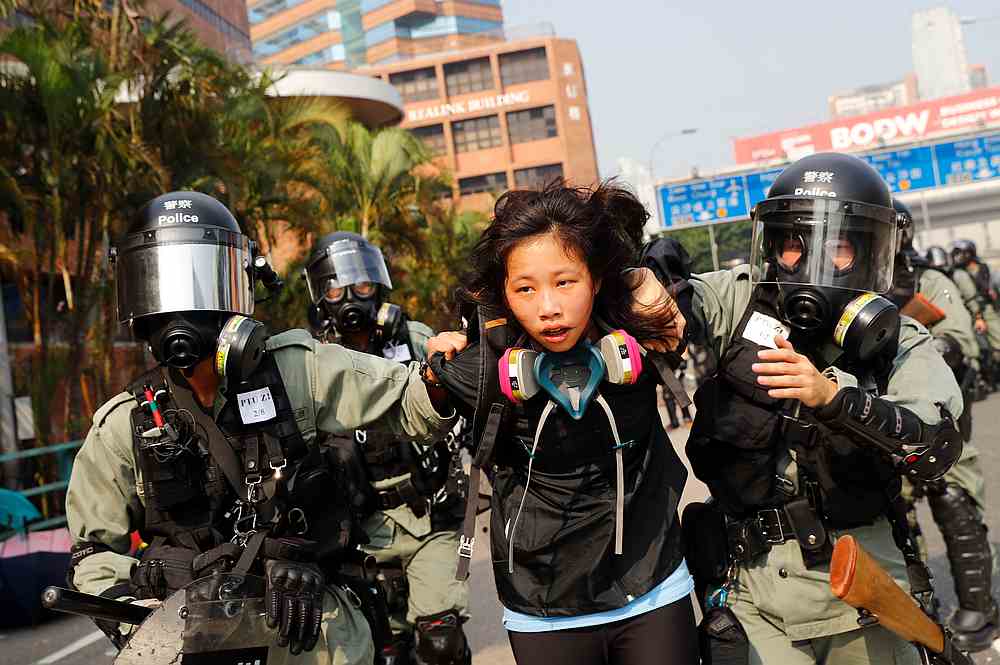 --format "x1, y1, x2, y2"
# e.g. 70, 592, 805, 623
459, 179, 679, 344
